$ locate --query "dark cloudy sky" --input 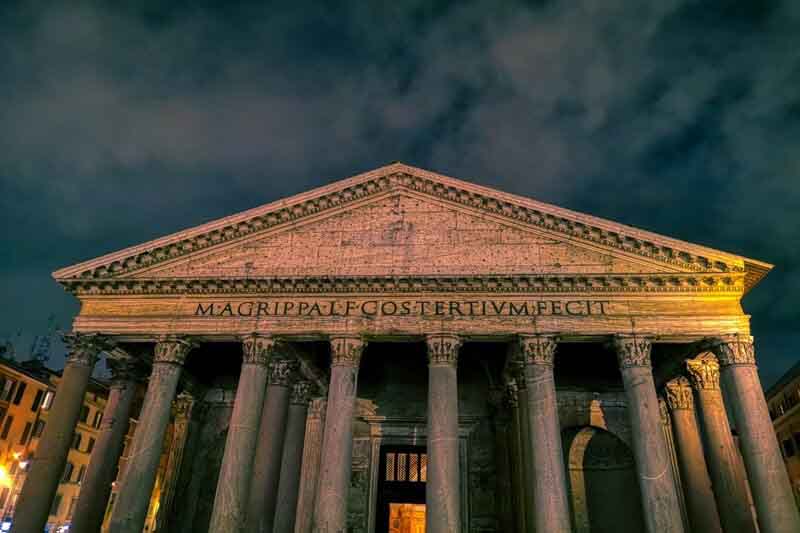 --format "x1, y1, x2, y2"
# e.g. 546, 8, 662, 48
1, 1, 798, 388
